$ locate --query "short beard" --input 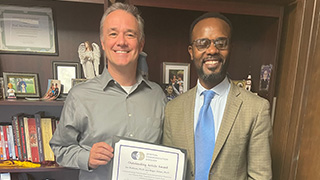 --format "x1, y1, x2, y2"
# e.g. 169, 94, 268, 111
197, 66, 226, 84
195, 55, 228, 85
